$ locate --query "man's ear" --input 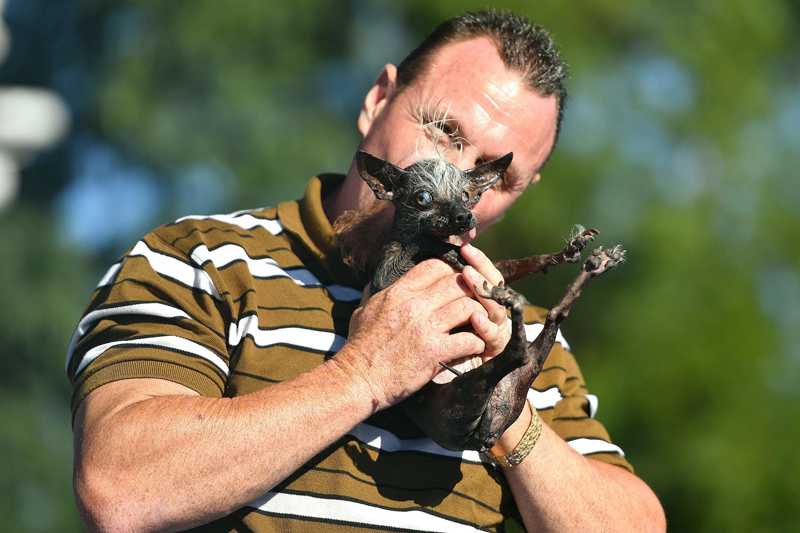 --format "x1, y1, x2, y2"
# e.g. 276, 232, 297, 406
355, 150, 403, 201
358, 64, 398, 136
466, 152, 514, 193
